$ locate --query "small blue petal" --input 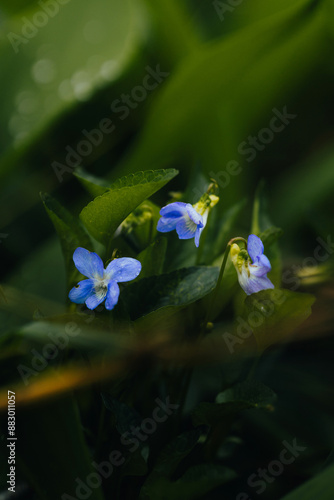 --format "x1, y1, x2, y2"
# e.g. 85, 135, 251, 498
85, 292, 106, 310
157, 217, 179, 233
73, 247, 104, 279
176, 216, 198, 239
194, 227, 203, 248
105, 257, 142, 283
105, 281, 120, 310
160, 202, 188, 218
186, 204, 203, 226
244, 275, 275, 295
248, 235, 264, 263
68, 279, 95, 303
